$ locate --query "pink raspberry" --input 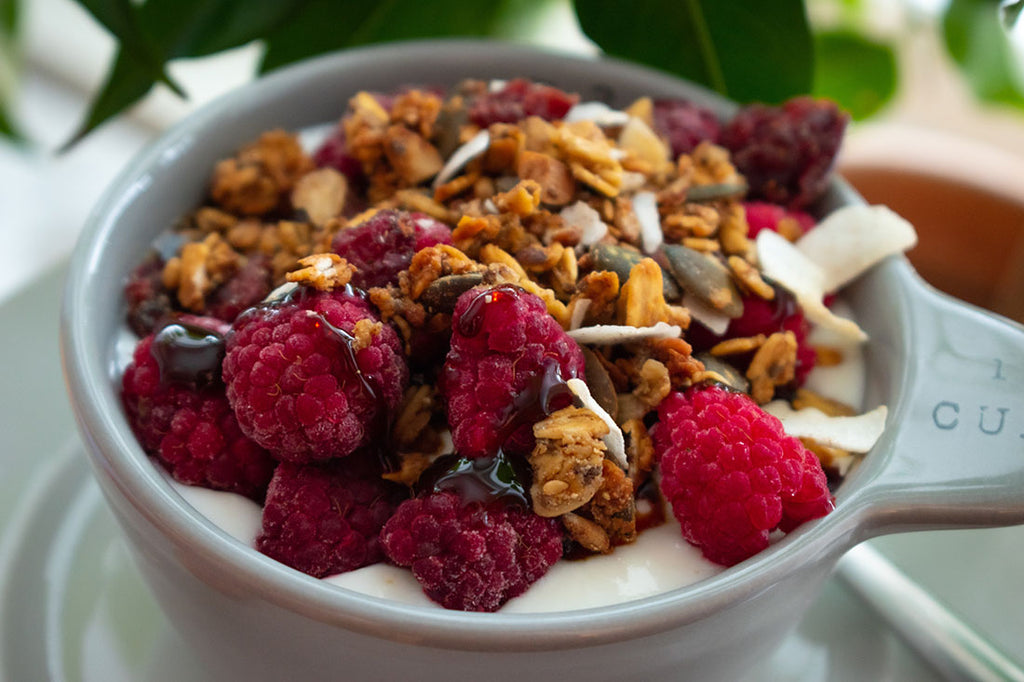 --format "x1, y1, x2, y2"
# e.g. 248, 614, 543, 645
121, 317, 276, 501
205, 254, 273, 324
468, 78, 578, 127
651, 98, 721, 157
331, 209, 452, 289
256, 456, 405, 578
380, 490, 563, 611
440, 285, 585, 458
743, 201, 815, 239
721, 97, 848, 209
312, 128, 364, 186
223, 286, 408, 463
652, 386, 833, 566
